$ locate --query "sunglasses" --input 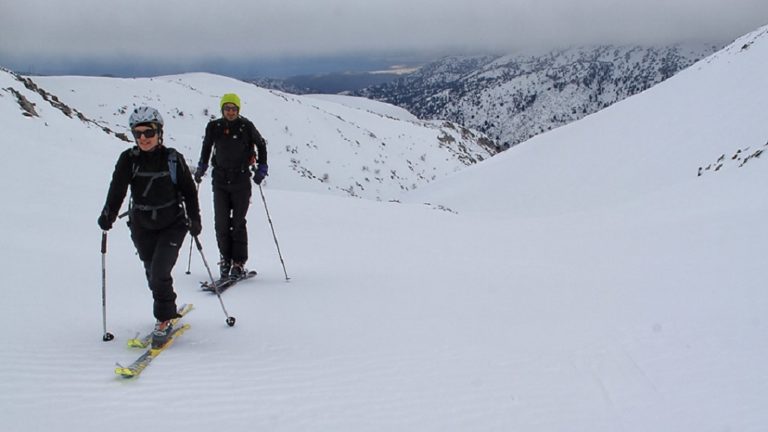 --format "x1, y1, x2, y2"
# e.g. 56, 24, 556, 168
222, 105, 239, 112
132, 128, 158, 139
